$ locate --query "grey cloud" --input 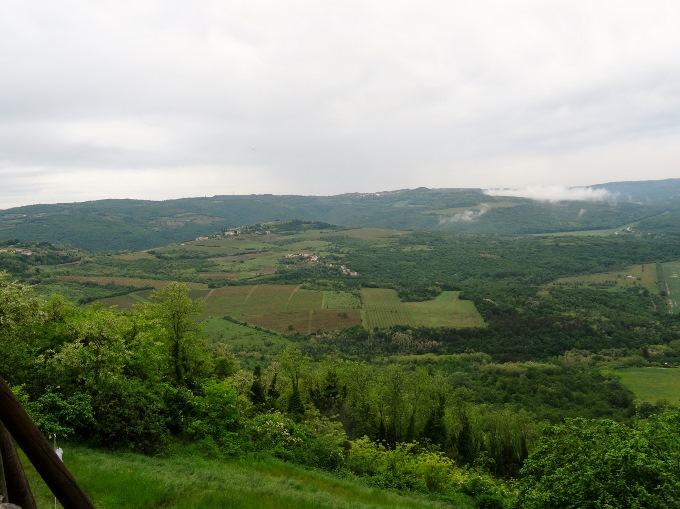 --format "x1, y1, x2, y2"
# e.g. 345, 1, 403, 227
2, 1, 680, 207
